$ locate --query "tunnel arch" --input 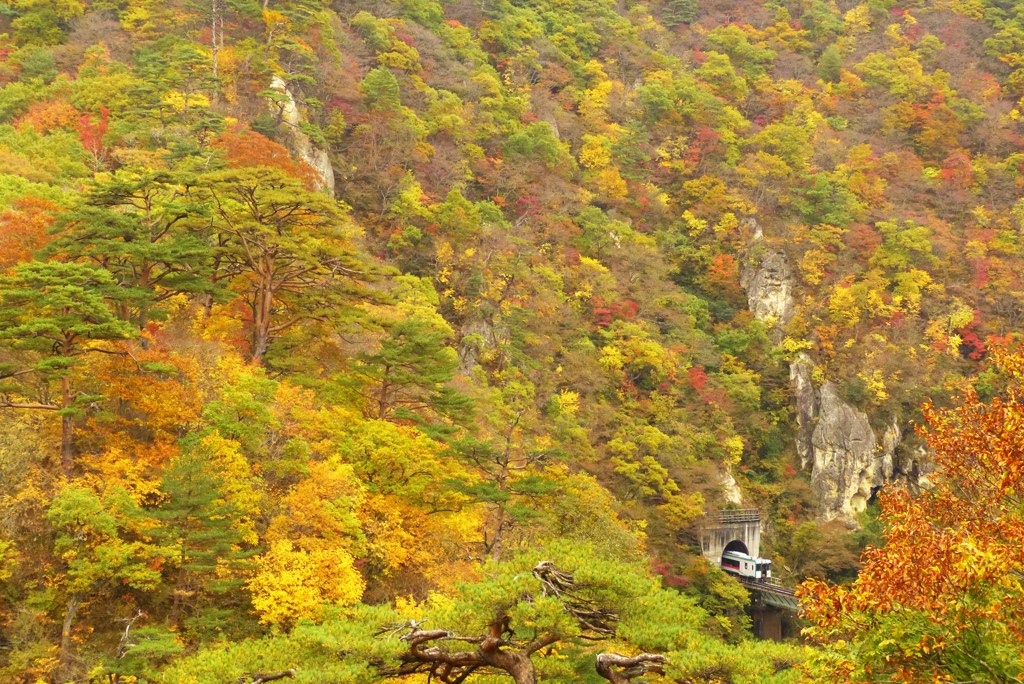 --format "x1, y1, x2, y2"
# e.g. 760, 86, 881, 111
721, 539, 748, 559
